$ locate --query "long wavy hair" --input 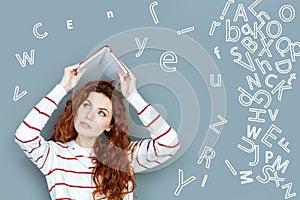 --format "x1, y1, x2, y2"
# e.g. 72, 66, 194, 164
50, 80, 136, 200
